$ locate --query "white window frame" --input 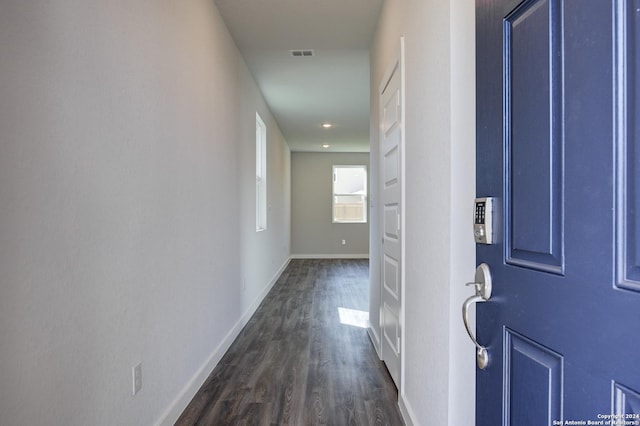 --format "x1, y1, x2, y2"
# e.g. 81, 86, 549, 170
256, 113, 267, 231
332, 165, 368, 224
